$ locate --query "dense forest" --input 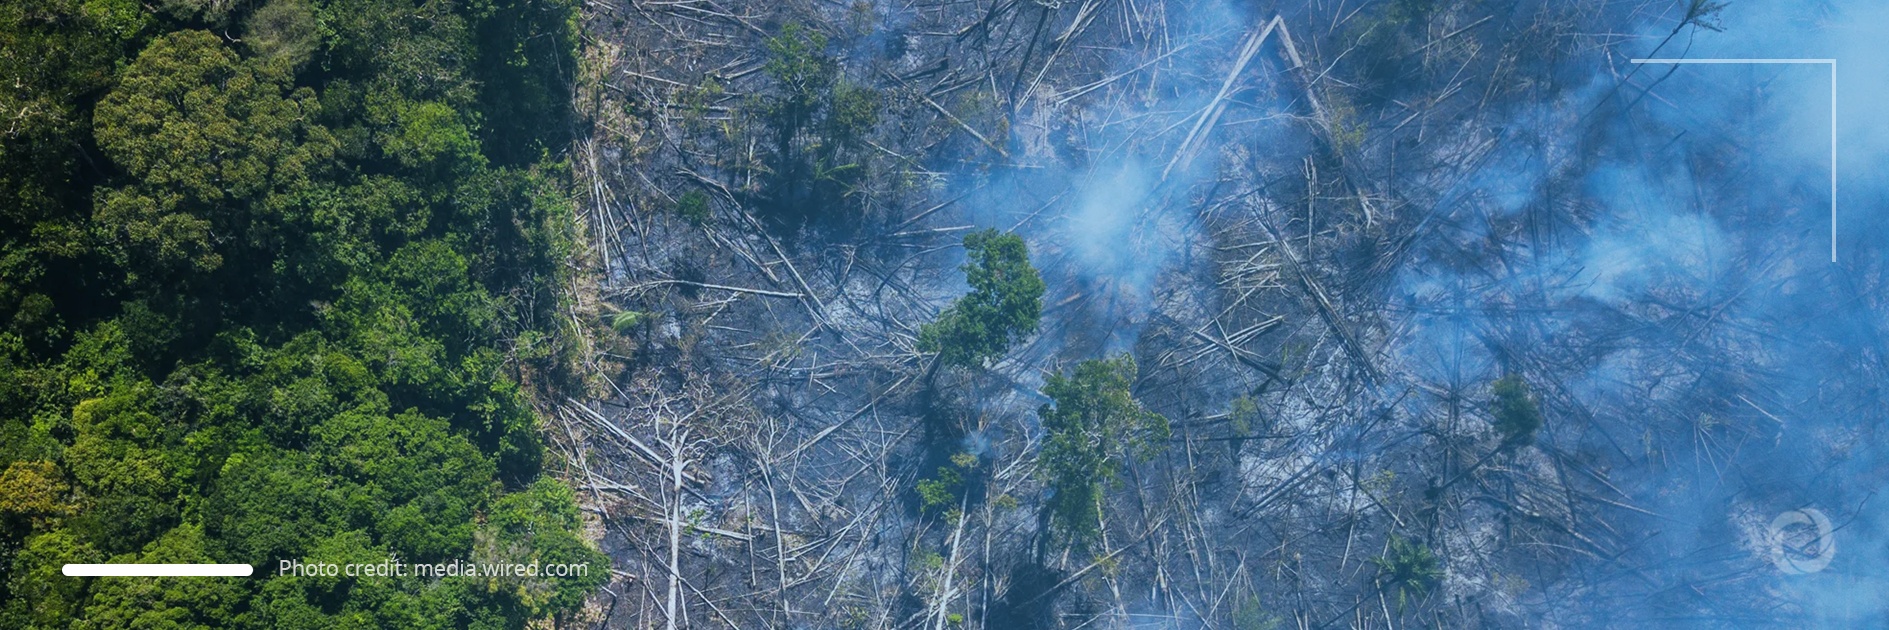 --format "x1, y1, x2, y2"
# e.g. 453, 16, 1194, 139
0, 0, 607, 627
